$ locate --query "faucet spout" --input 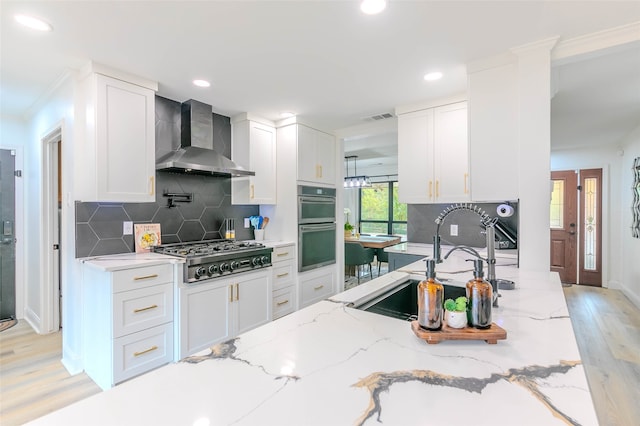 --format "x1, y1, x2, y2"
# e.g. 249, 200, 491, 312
443, 245, 483, 261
